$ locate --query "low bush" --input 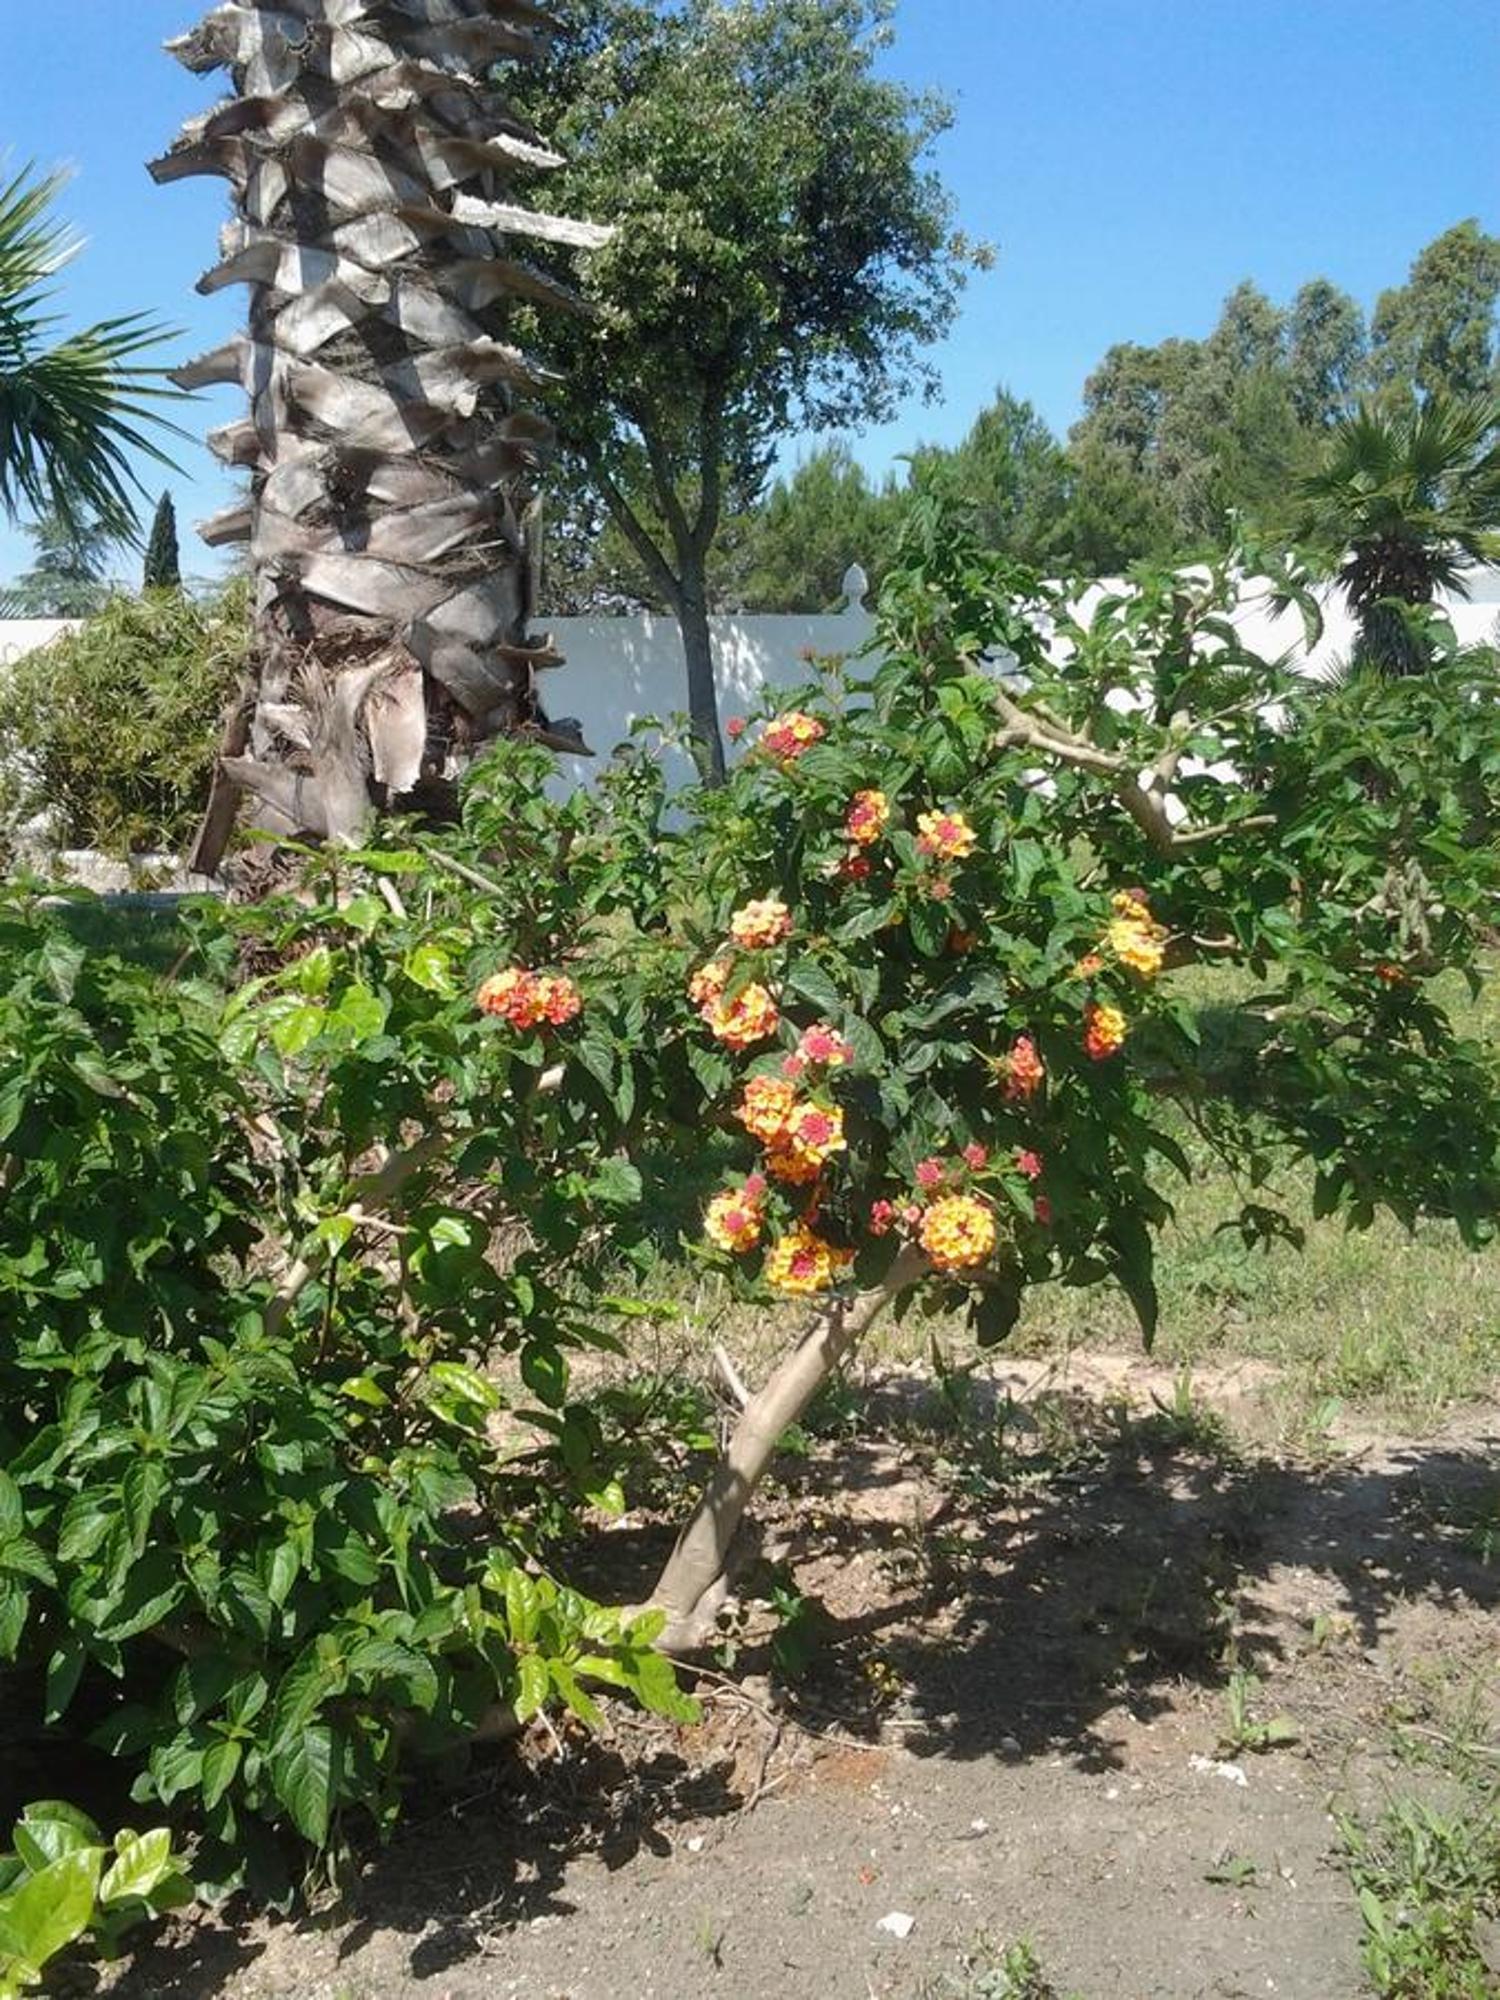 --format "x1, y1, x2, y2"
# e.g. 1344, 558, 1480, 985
0, 584, 248, 861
